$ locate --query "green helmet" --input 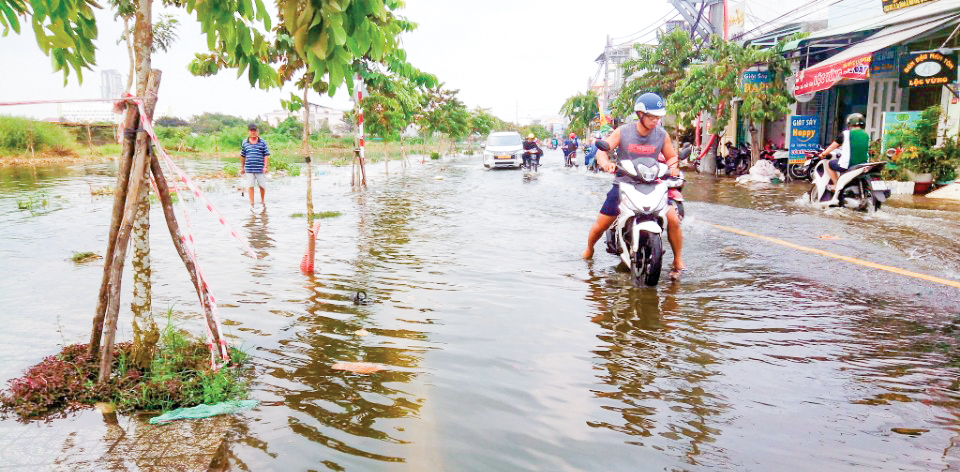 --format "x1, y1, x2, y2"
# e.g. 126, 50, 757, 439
846, 113, 865, 128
